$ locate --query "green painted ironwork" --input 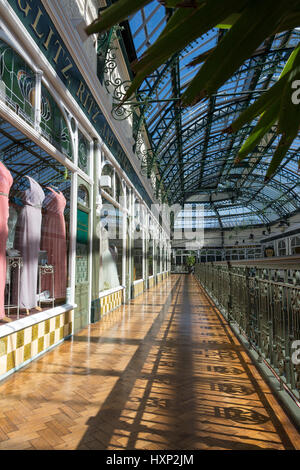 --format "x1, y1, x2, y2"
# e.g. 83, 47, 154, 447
40, 85, 73, 161
78, 129, 89, 175
195, 261, 300, 402
0, 39, 35, 127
